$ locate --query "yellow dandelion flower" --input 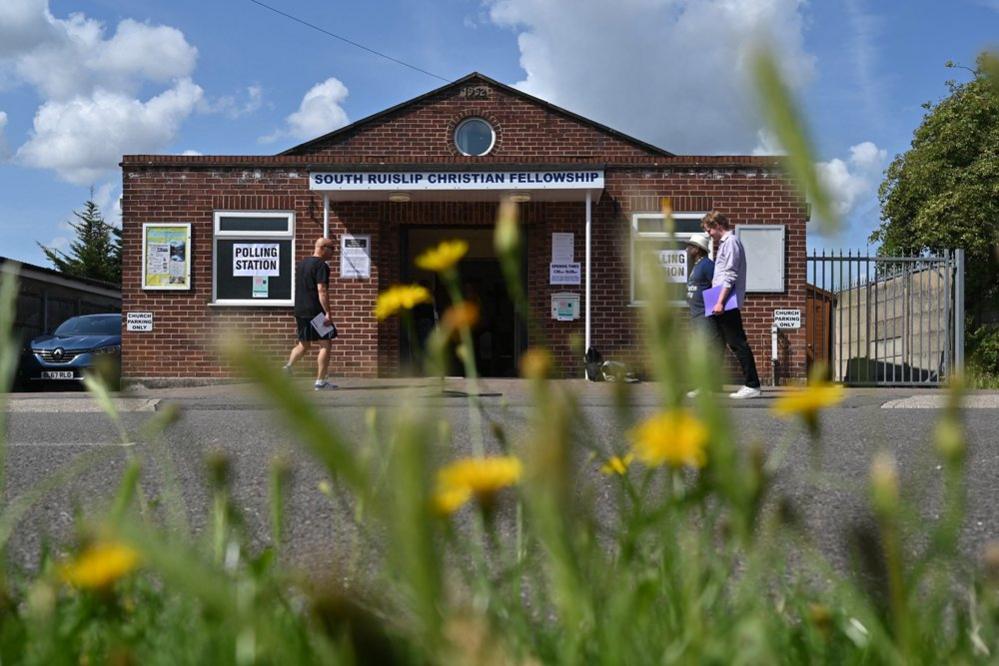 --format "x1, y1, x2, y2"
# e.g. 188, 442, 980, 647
374, 284, 432, 320
600, 453, 634, 476
415, 240, 468, 273
433, 486, 471, 516
441, 301, 480, 333
519, 347, 552, 380
771, 383, 844, 420
630, 409, 709, 469
434, 456, 522, 515
60, 541, 141, 590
